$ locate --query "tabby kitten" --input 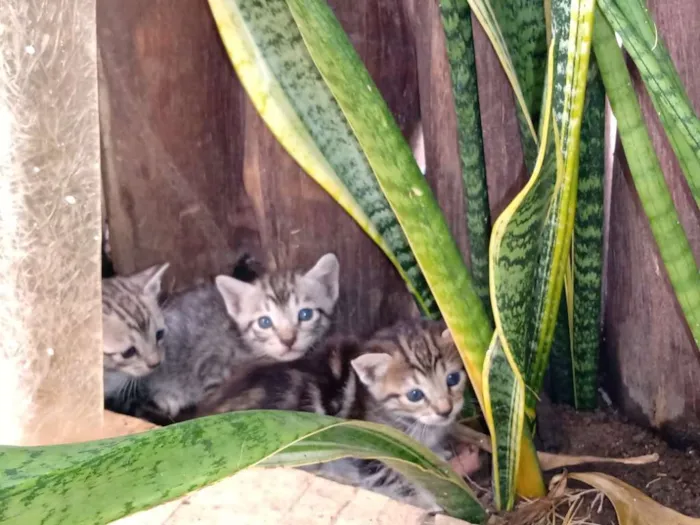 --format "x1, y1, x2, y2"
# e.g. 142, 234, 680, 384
139, 253, 340, 420
195, 335, 361, 419
323, 319, 467, 512
102, 263, 170, 404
